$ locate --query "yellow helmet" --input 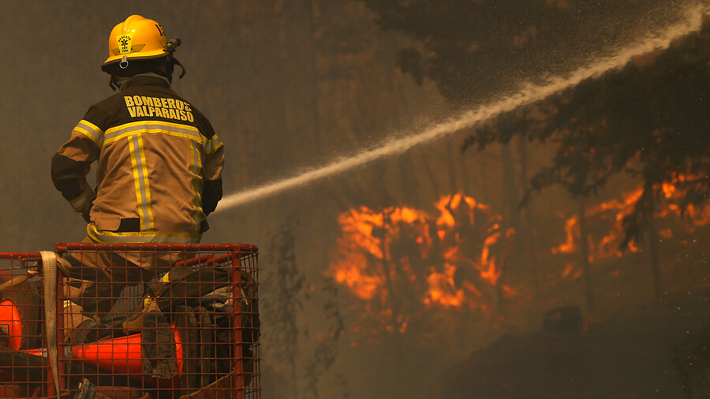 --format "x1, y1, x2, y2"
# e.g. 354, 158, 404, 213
102, 15, 170, 68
